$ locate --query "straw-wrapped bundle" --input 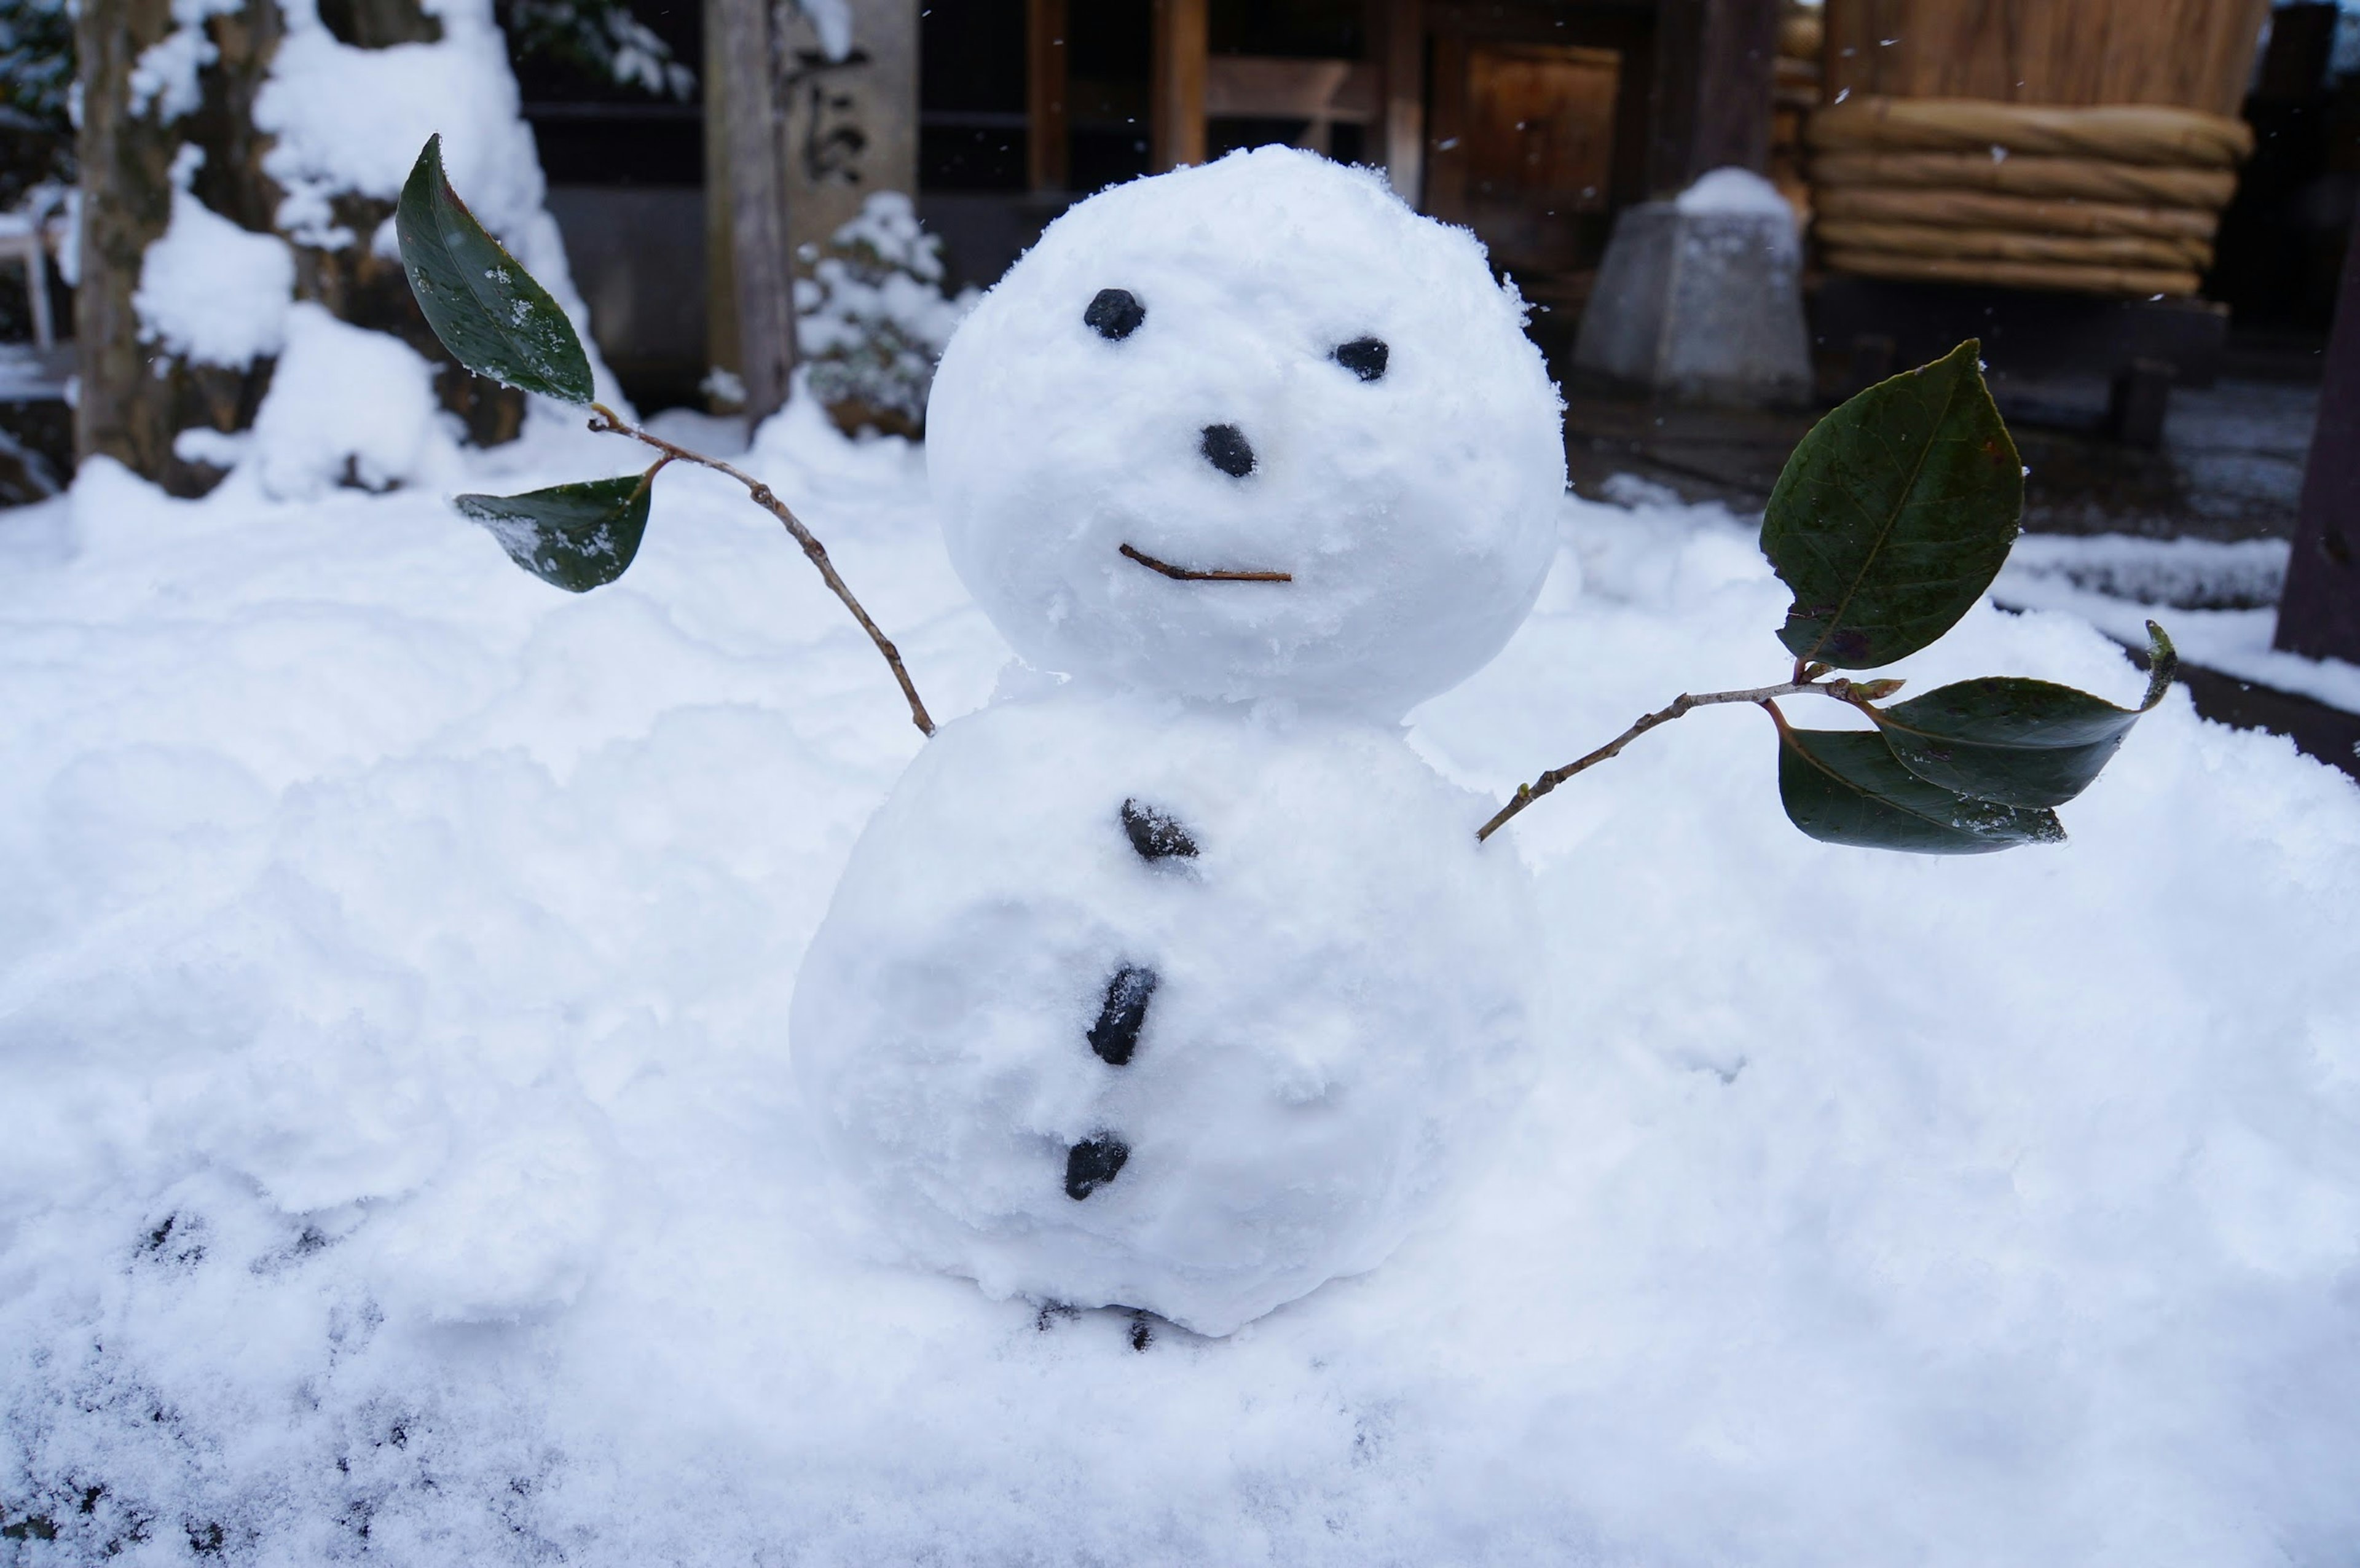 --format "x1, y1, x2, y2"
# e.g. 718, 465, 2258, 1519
1807, 0, 2270, 297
